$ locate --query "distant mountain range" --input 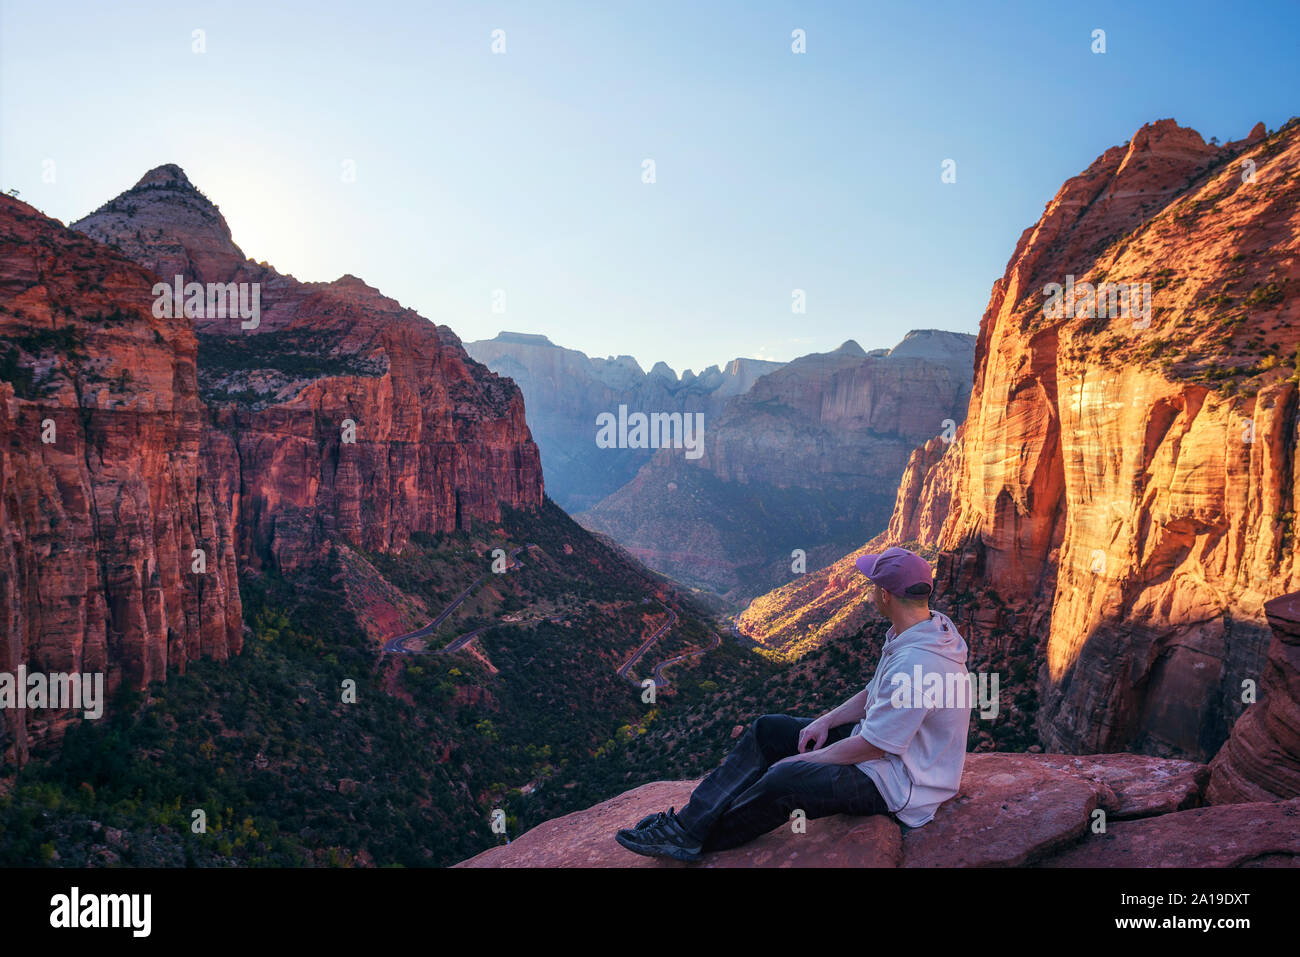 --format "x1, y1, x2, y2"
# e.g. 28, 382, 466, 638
471, 329, 976, 604
465, 332, 783, 512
